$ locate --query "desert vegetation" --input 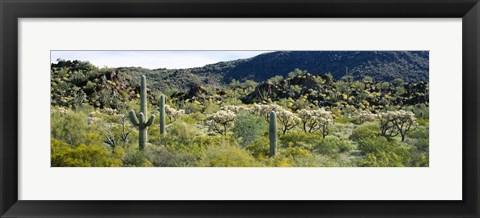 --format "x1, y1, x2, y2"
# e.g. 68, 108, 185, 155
51, 56, 429, 167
